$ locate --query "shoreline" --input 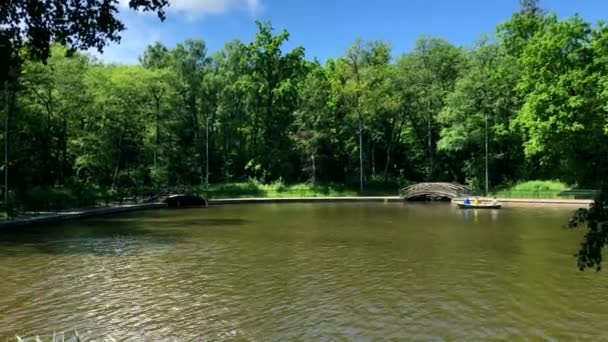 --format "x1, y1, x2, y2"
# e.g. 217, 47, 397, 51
0, 196, 592, 230
0, 203, 165, 229
451, 197, 592, 207
207, 196, 403, 205
208, 196, 592, 207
